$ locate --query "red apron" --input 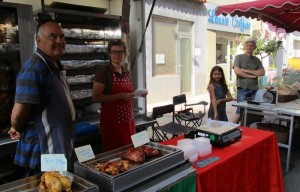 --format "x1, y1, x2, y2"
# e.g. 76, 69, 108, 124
100, 72, 135, 151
